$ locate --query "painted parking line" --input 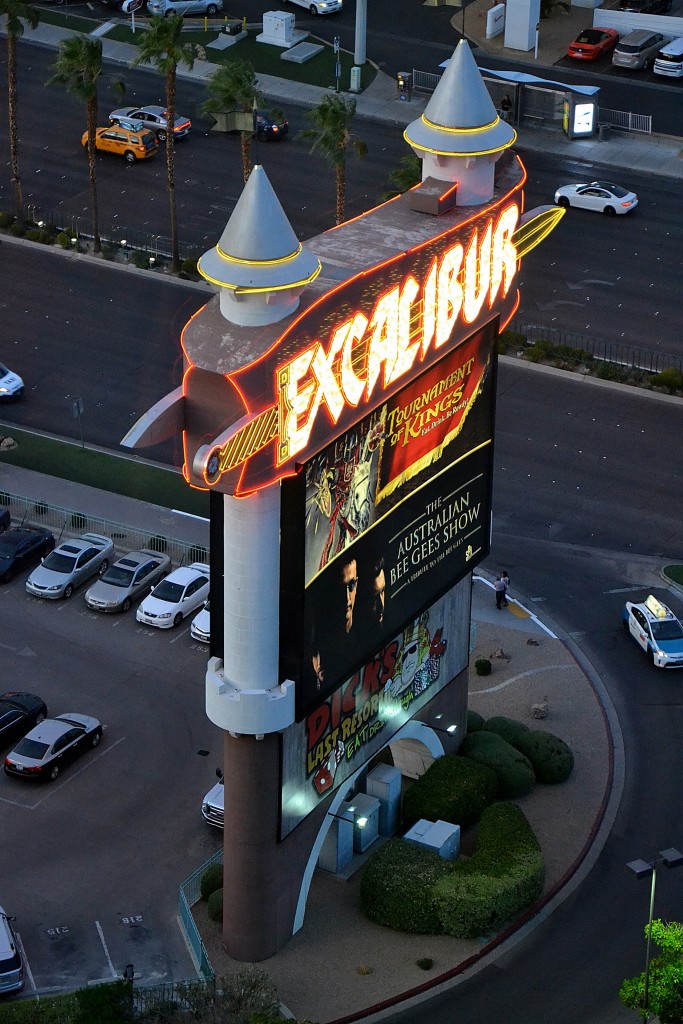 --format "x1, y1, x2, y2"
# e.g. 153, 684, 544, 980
95, 921, 118, 979
15, 932, 36, 992
0, 735, 126, 811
